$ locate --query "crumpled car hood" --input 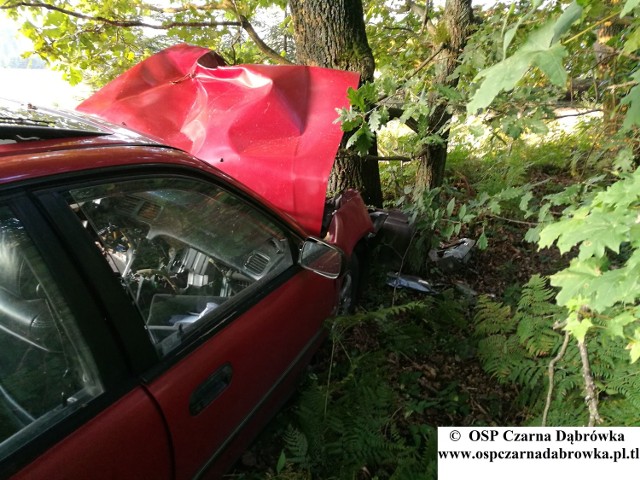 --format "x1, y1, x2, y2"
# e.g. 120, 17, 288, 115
77, 44, 359, 235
